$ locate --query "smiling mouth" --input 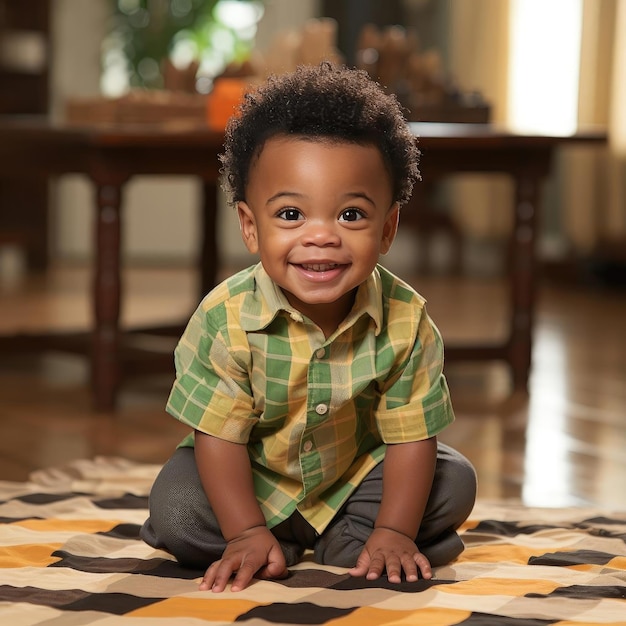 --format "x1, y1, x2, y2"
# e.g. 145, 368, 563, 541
299, 263, 342, 272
